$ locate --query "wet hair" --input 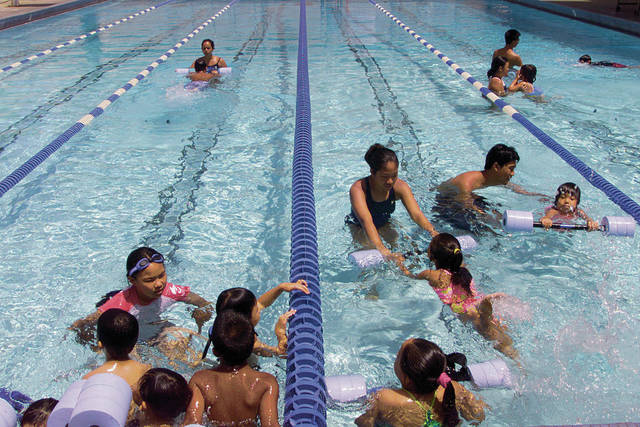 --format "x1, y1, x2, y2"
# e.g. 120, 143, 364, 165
126, 247, 163, 278
487, 55, 508, 79
554, 182, 581, 207
579, 54, 591, 64
364, 143, 398, 174
505, 29, 520, 45
519, 64, 537, 83
397, 339, 460, 427
484, 143, 520, 170
201, 38, 215, 49
216, 287, 257, 318
97, 308, 139, 360
138, 368, 192, 422
211, 310, 255, 366
428, 233, 473, 296
194, 58, 207, 73
21, 398, 58, 427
